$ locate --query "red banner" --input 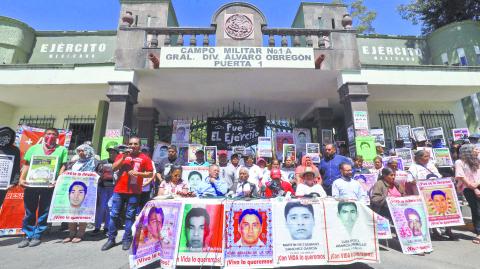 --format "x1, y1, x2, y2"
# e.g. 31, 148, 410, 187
0, 186, 25, 236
